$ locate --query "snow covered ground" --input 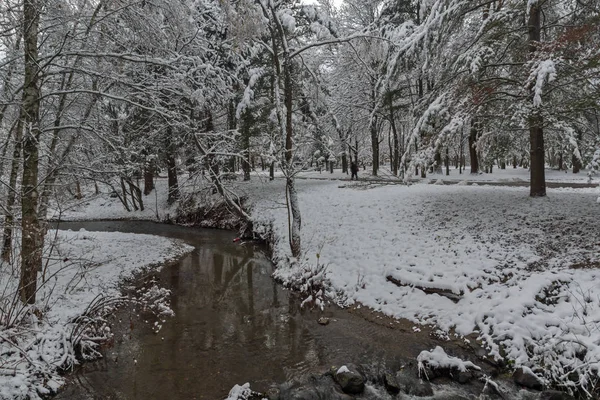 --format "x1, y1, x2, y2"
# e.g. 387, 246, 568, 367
251, 165, 596, 184
248, 180, 600, 393
0, 229, 193, 400
53, 170, 600, 394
